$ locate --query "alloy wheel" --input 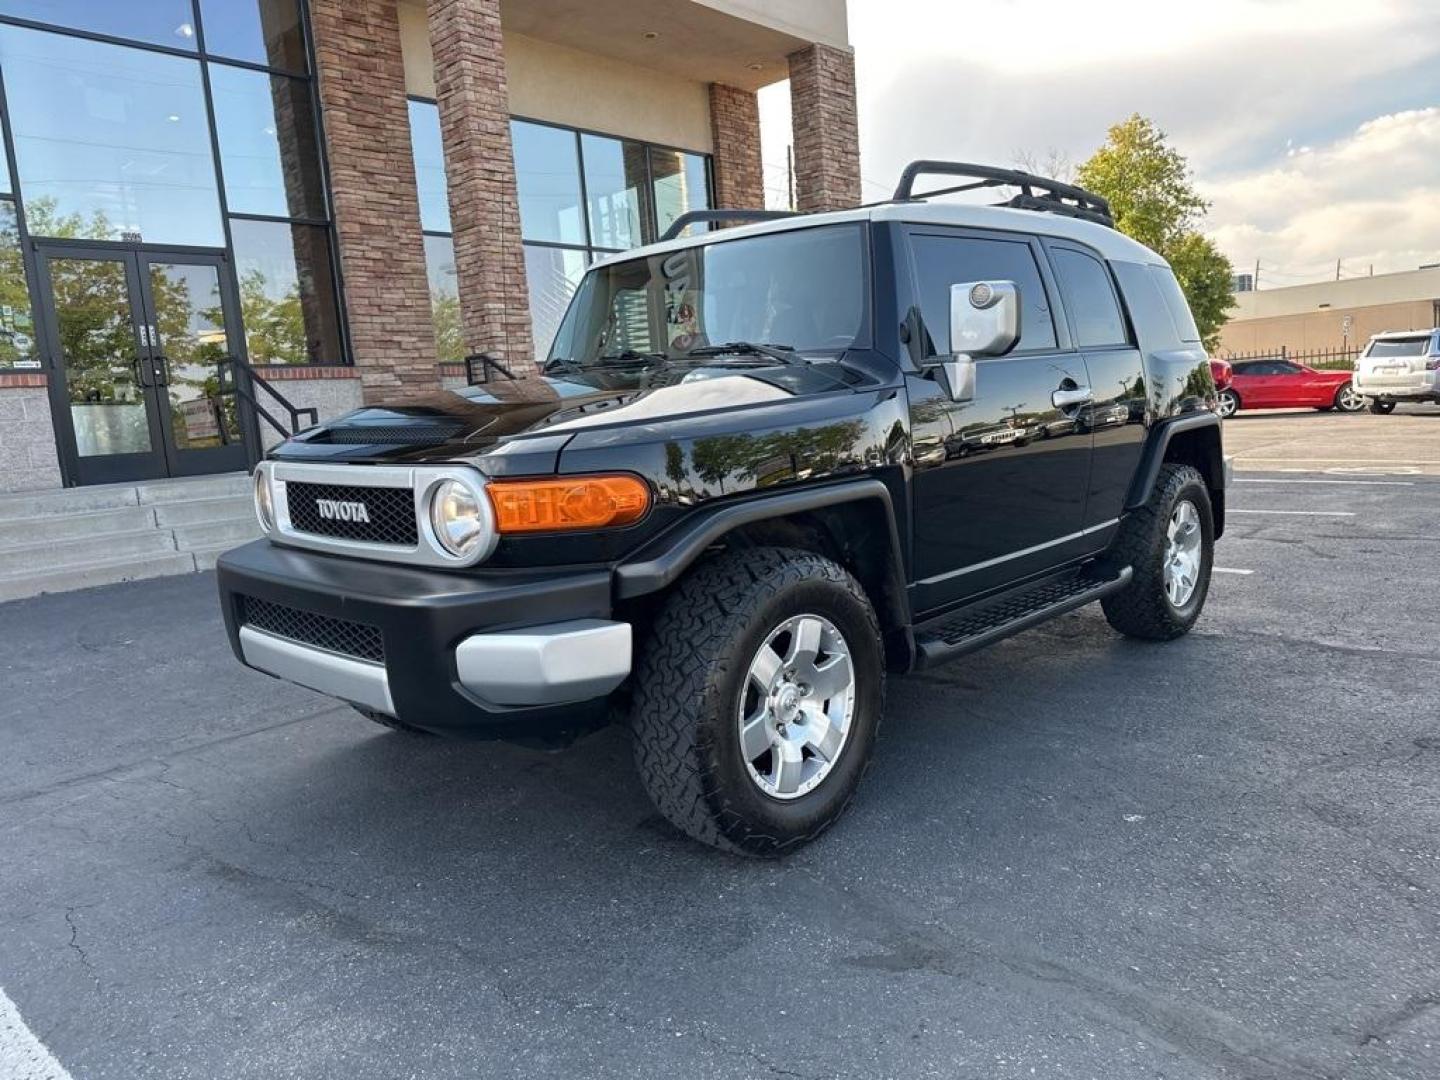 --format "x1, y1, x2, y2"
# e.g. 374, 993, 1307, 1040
737, 613, 856, 800
1336, 384, 1364, 412
1163, 499, 1203, 608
